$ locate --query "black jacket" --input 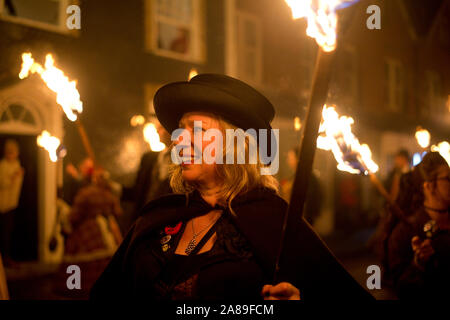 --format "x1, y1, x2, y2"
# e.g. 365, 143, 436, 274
90, 188, 373, 300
